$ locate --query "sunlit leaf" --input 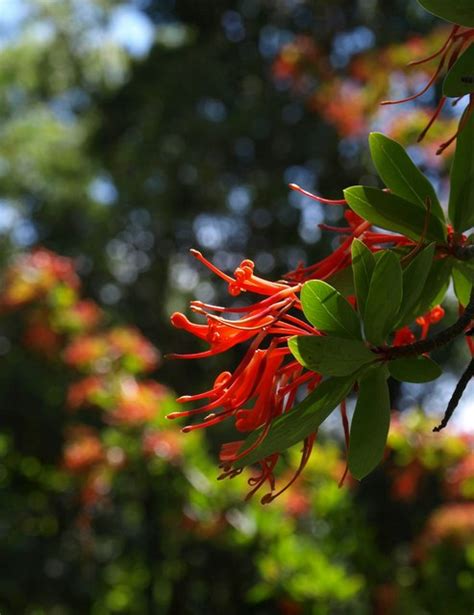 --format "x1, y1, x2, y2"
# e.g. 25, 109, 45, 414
396, 243, 436, 327
233, 376, 355, 468
300, 280, 361, 339
453, 265, 473, 306
443, 44, 474, 97
364, 251, 403, 345
418, 0, 474, 27
348, 367, 390, 480
351, 239, 375, 319
289, 335, 376, 376
344, 186, 446, 242
388, 356, 442, 383
448, 106, 474, 232
369, 132, 444, 223
455, 260, 474, 283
